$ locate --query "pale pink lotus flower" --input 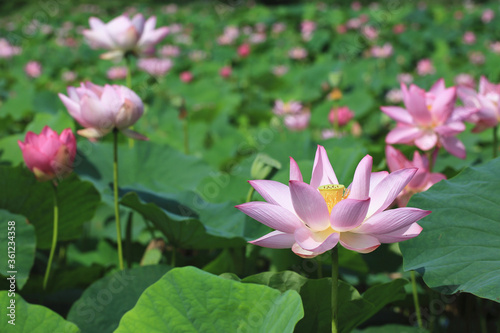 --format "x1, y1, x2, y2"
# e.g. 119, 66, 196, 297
18, 126, 76, 182
217, 26, 239, 45
385, 88, 403, 103
168, 23, 183, 34
489, 42, 500, 54
301, 20, 316, 41
463, 31, 476, 45
351, 1, 362, 10
25, 61, 42, 78
236, 145, 430, 257
416, 59, 435, 76
381, 79, 473, 159
321, 129, 336, 139
107, 66, 128, 80
58, 82, 146, 140
272, 65, 288, 77
457, 76, 500, 132
82, 14, 169, 61
180, 71, 193, 83
397, 73, 413, 84
469, 51, 485, 65
273, 100, 302, 116
393, 24, 405, 34
370, 43, 393, 58
288, 47, 308, 60
283, 110, 311, 131
61, 71, 77, 82
454, 73, 475, 89
138, 58, 172, 77
329, 106, 354, 127
346, 18, 362, 29
237, 43, 251, 57
159, 45, 180, 57
0, 38, 21, 58
272, 22, 286, 34
249, 33, 267, 44
362, 25, 378, 40
219, 66, 232, 78
386, 145, 446, 207
482, 9, 495, 23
